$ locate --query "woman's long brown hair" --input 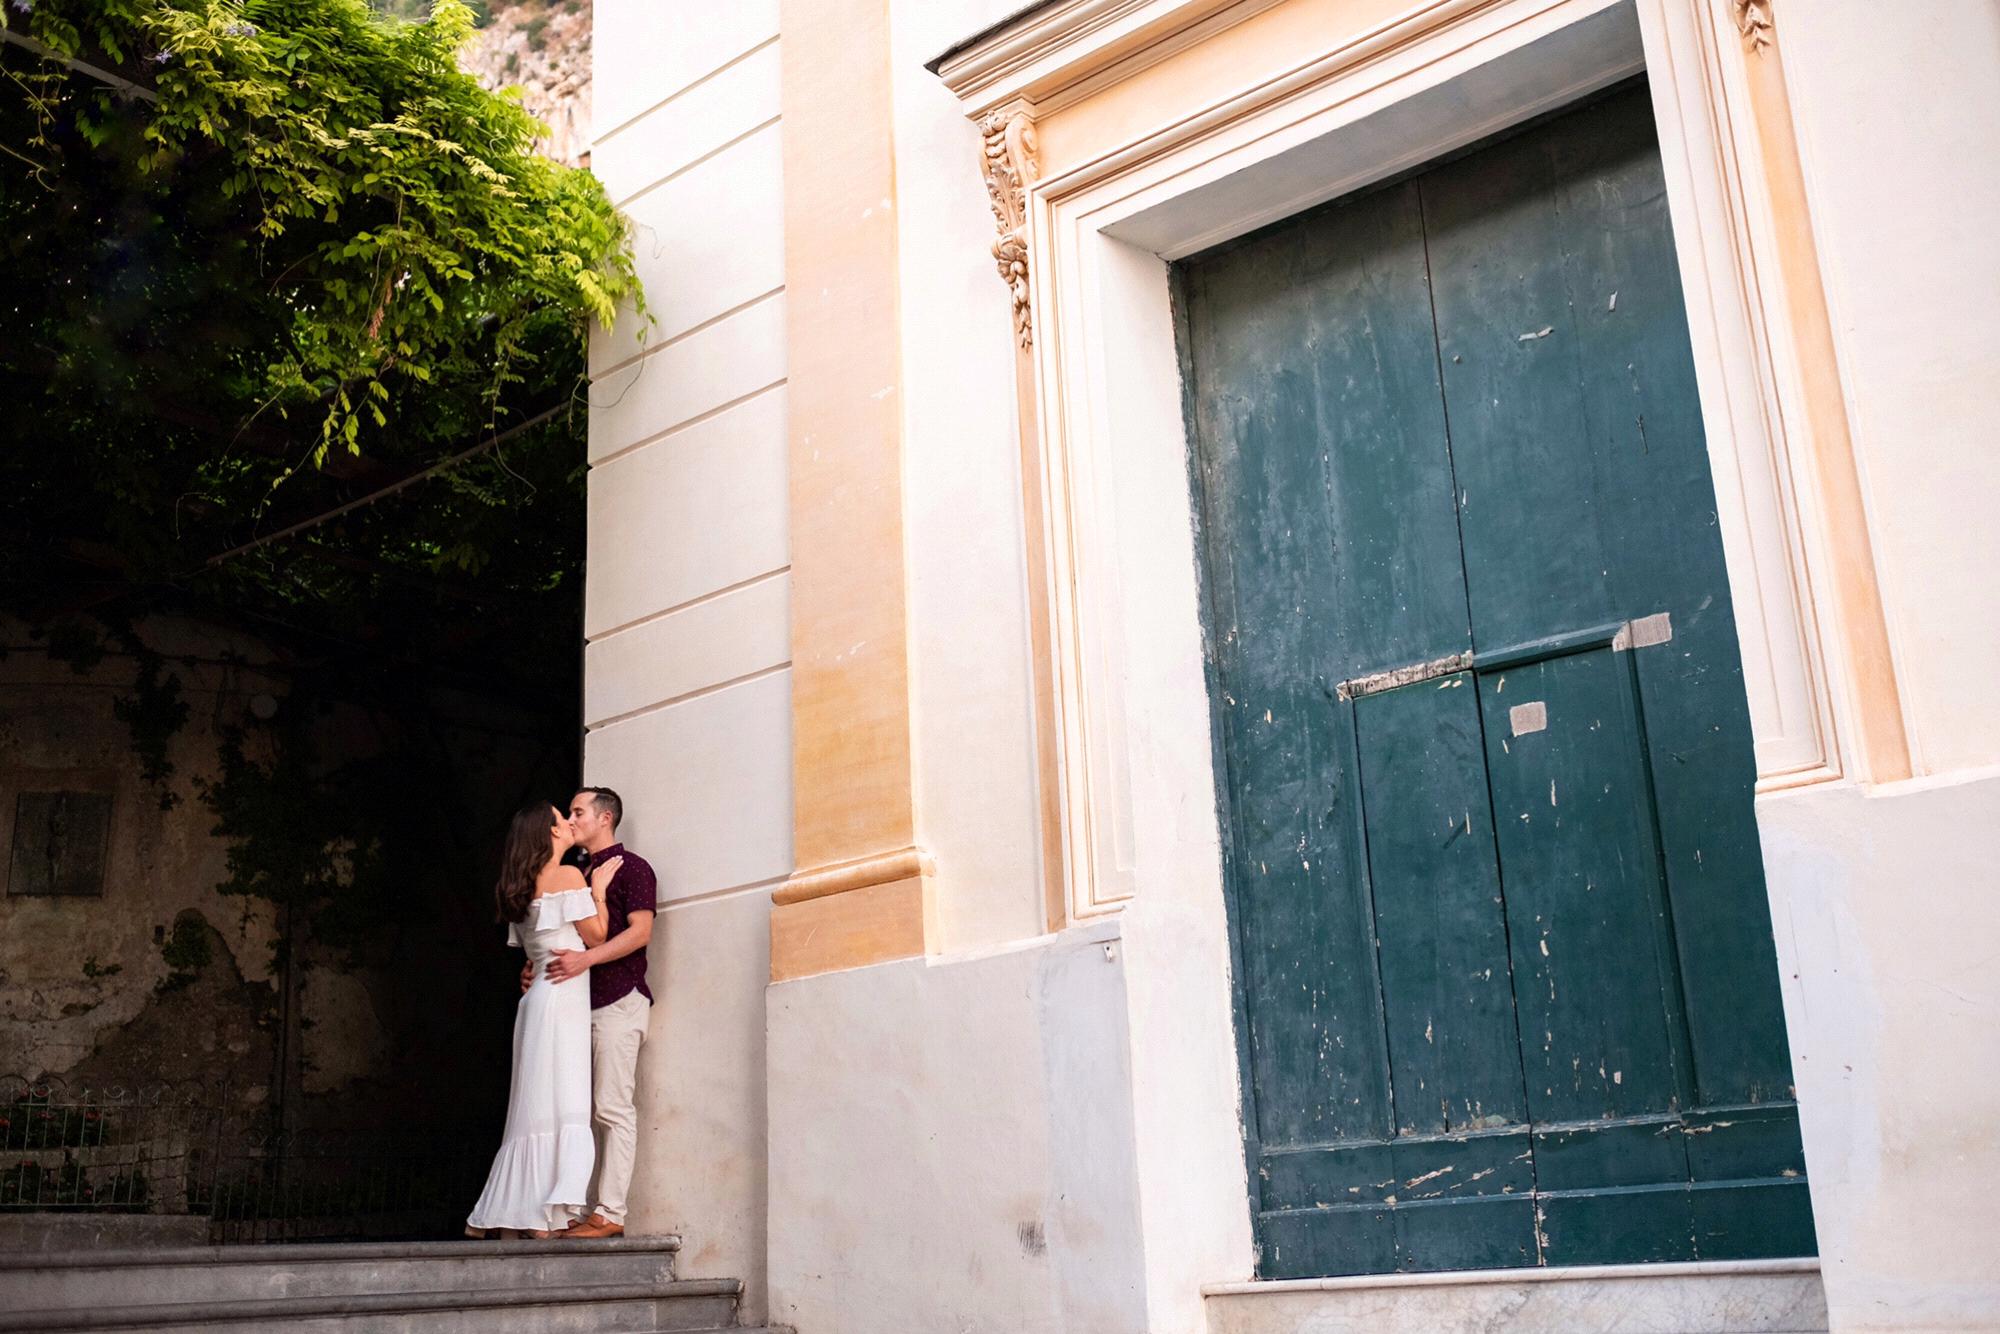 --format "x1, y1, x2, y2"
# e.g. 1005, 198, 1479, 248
494, 802, 557, 924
